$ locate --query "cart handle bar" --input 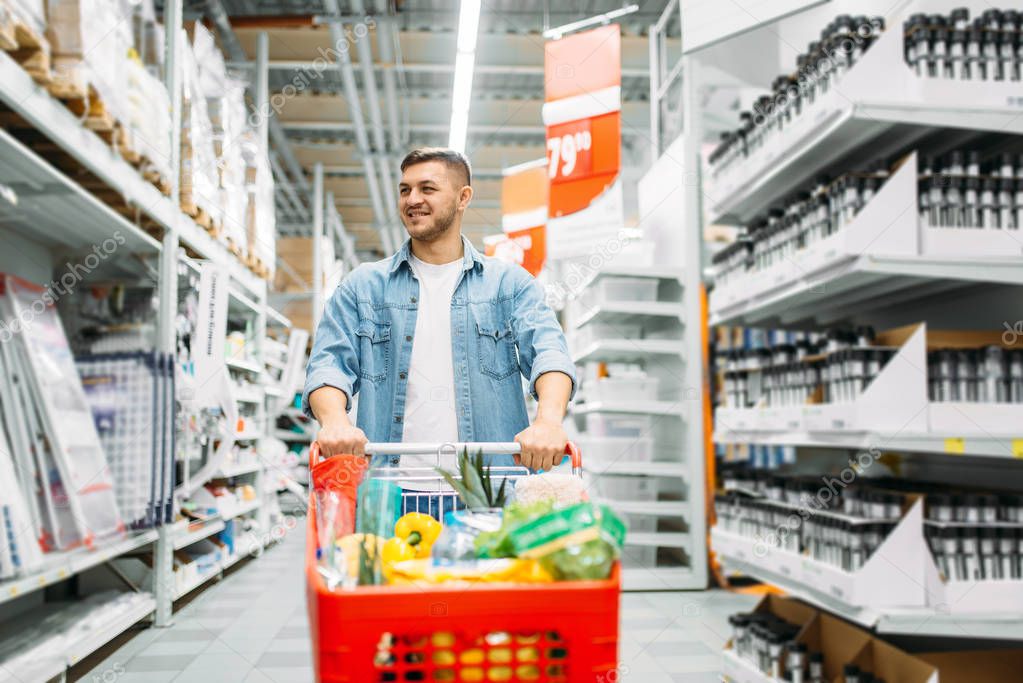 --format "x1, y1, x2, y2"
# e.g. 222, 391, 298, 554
309, 441, 582, 475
